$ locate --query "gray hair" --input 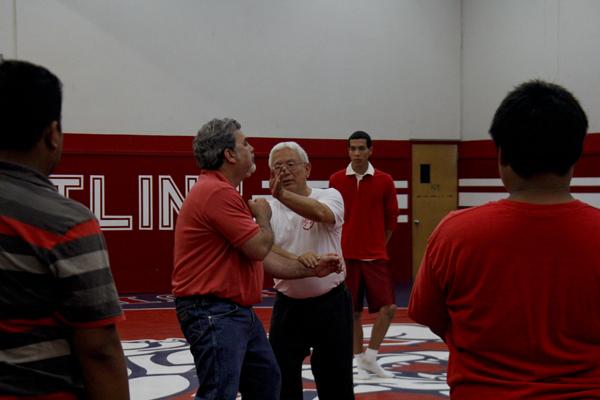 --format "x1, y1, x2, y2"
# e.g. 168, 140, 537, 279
193, 118, 240, 170
268, 141, 310, 168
